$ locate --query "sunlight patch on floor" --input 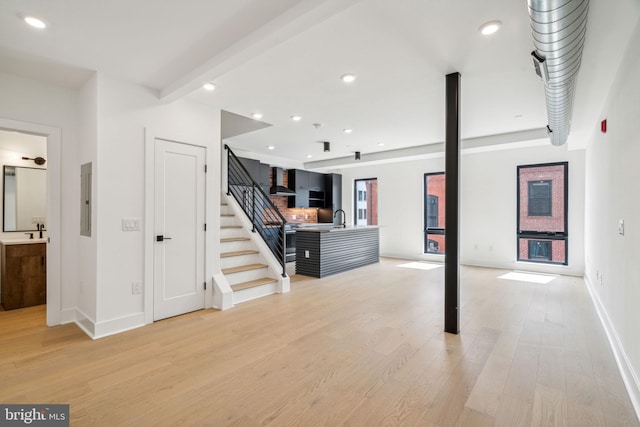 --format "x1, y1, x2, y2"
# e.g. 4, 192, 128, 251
498, 271, 557, 284
397, 262, 443, 271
